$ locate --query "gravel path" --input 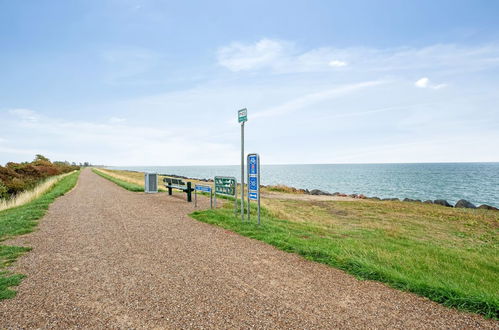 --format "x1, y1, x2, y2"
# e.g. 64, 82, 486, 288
1, 168, 497, 329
